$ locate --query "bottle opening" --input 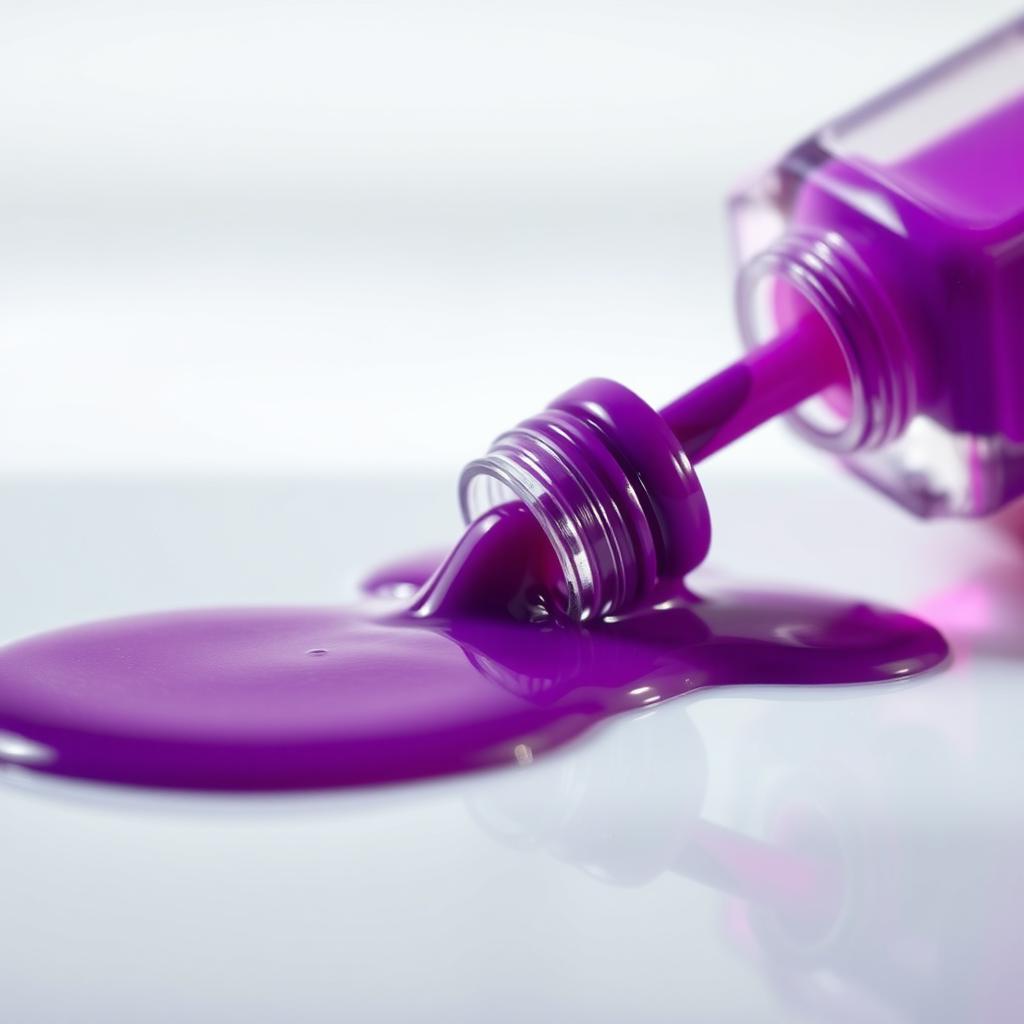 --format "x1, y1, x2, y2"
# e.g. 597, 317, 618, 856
460, 380, 711, 622
753, 274, 855, 439
737, 231, 914, 454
